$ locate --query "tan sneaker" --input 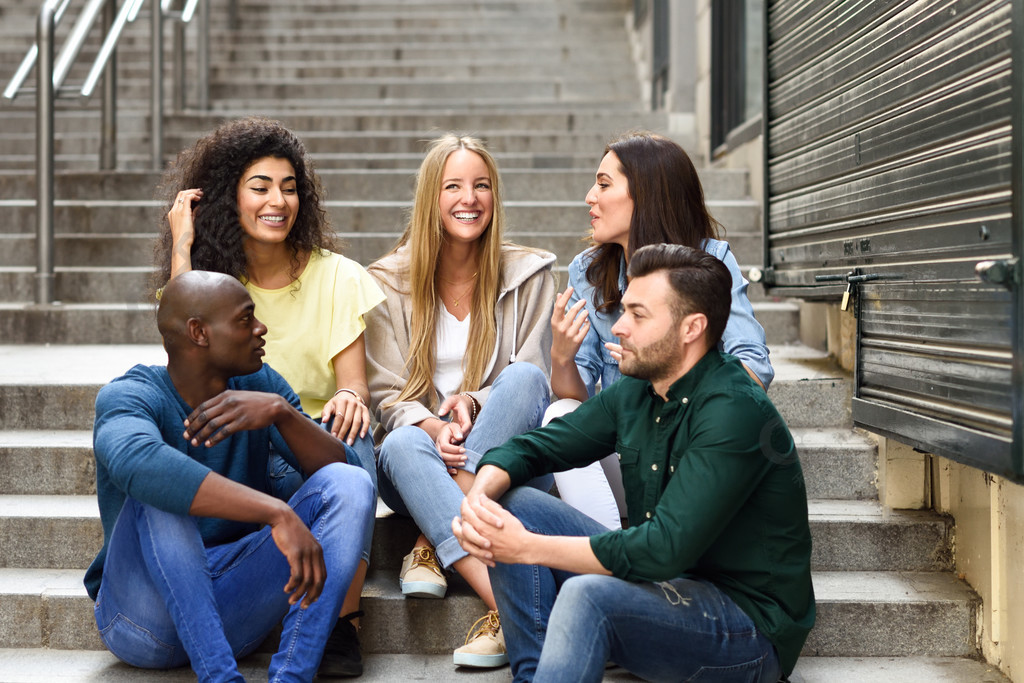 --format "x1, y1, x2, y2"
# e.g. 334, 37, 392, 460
453, 610, 508, 668
399, 545, 447, 598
